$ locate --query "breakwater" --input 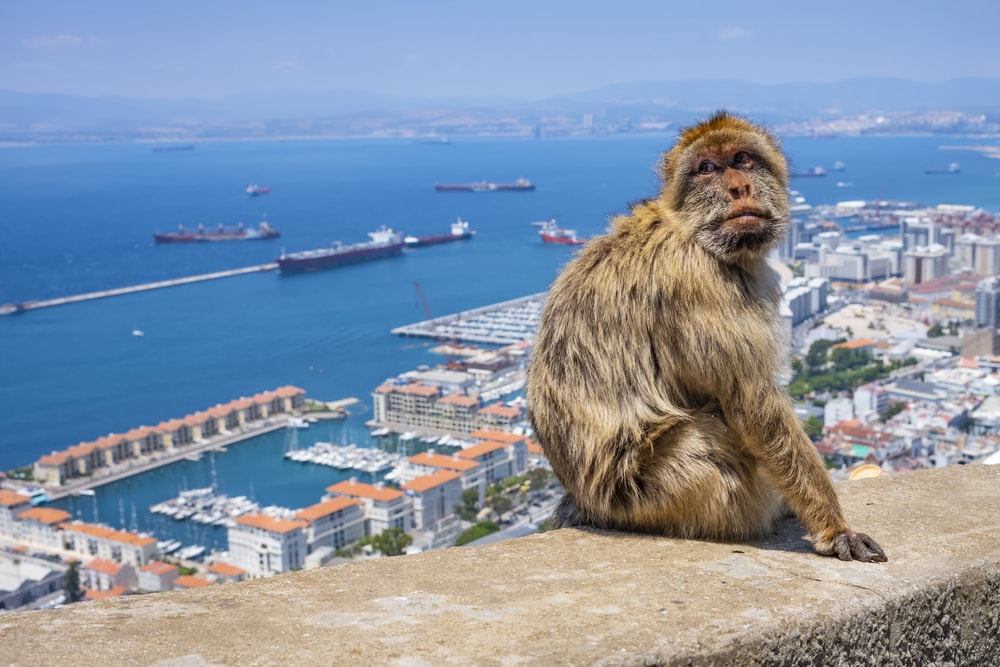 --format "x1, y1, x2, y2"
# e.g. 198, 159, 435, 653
1, 263, 278, 315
